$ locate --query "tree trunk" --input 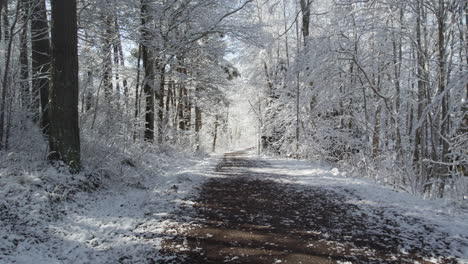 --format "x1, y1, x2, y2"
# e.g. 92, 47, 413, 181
49, 0, 81, 172
184, 88, 191, 130
372, 105, 381, 158
437, 0, 449, 163
465, 3, 468, 101
157, 64, 165, 143
212, 115, 219, 153
85, 70, 93, 111
113, 24, 120, 99
165, 77, 171, 114
133, 44, 142, 141
114, 17, 128, 97
178, 84, 185, 130
0, 0, 18, 149
19, 0, 30, 111
141, 0, 155, 142
0, 0, 3, 41
31, 0, 51, 133
299, 0, 310, 46
414, 0, 425, 164
195, 85, 202, 150
1, 0, 8, 41
103, 15, 113, 101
